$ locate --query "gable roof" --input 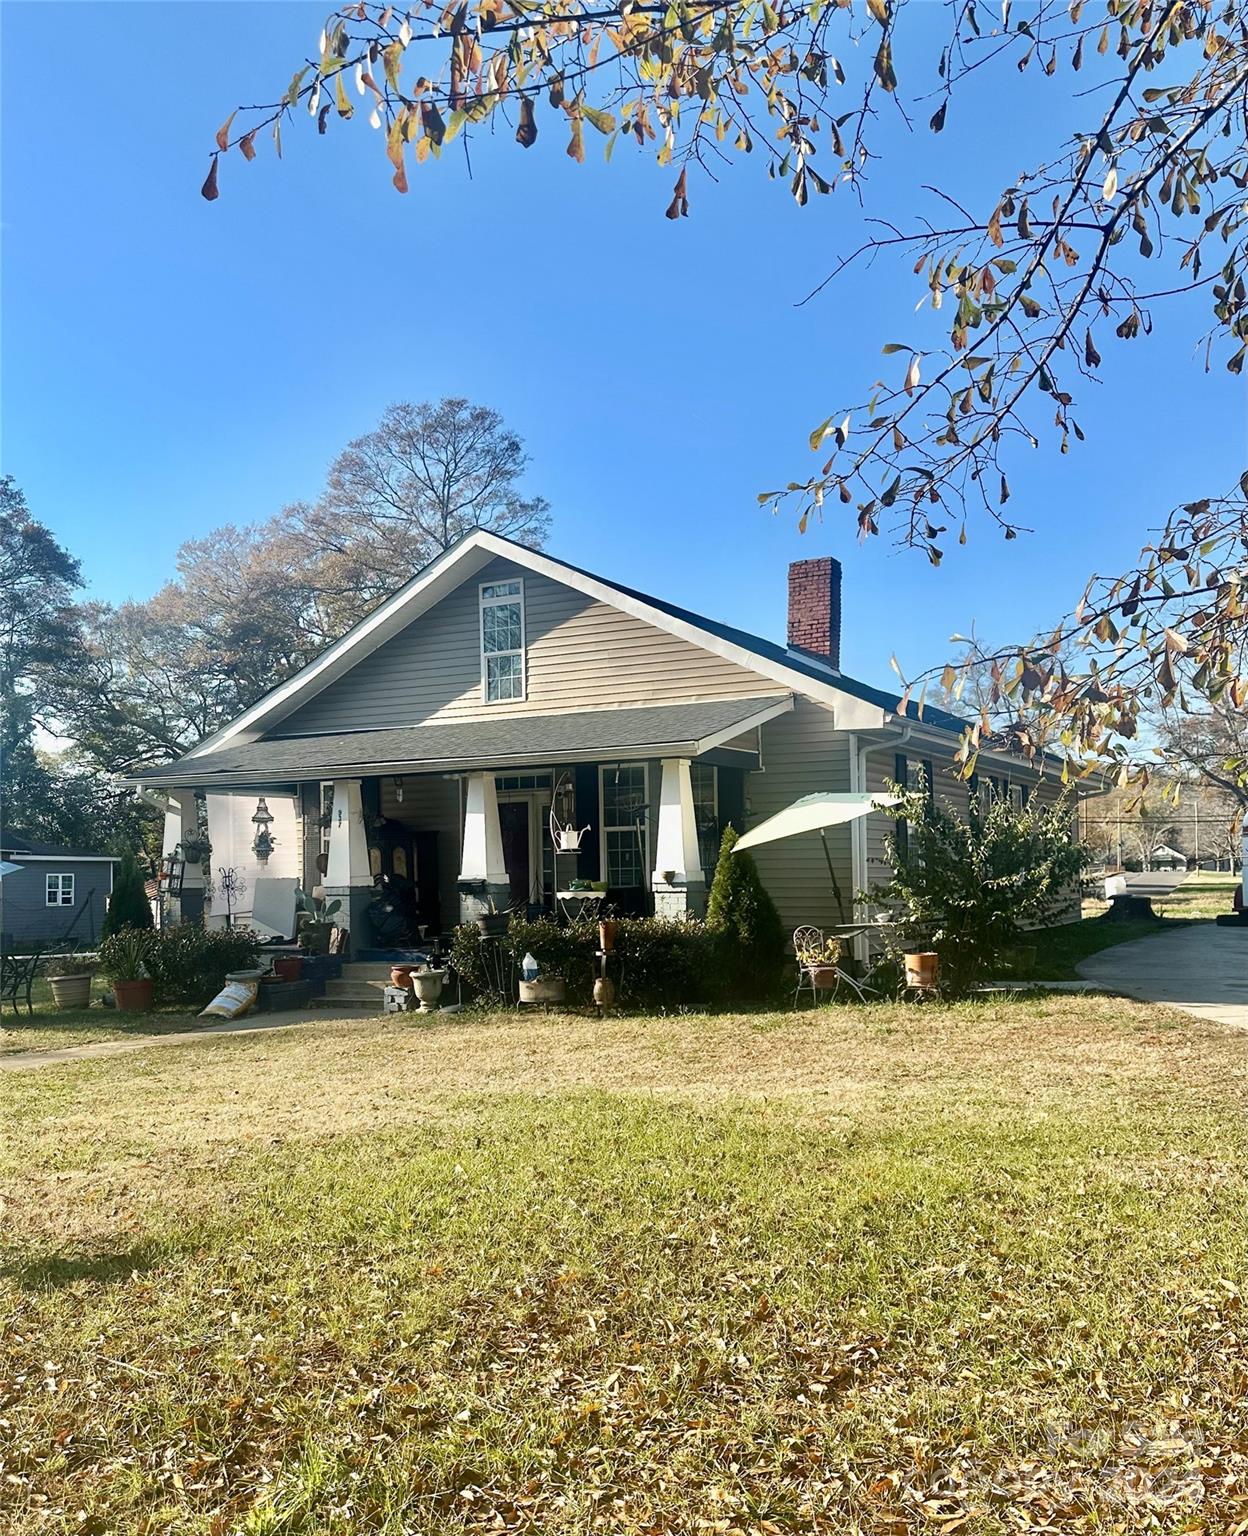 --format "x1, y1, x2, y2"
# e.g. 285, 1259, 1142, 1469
180, 530, 964, 762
